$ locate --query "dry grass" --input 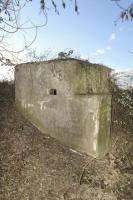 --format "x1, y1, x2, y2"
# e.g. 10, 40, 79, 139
0, 81, 133, 200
